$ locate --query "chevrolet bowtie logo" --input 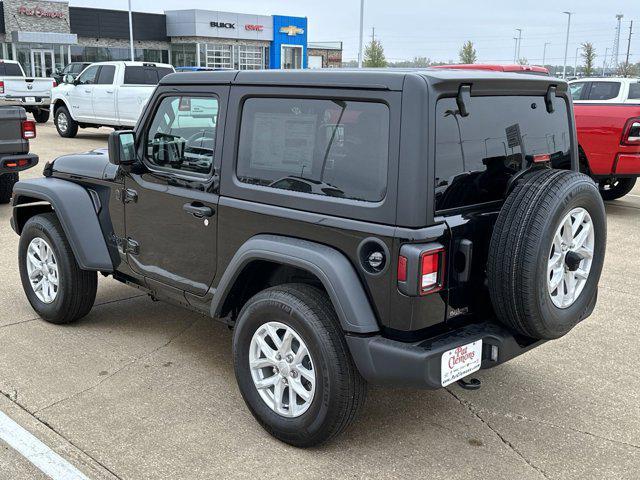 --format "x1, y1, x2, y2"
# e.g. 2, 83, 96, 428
280, 25, 305, 36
